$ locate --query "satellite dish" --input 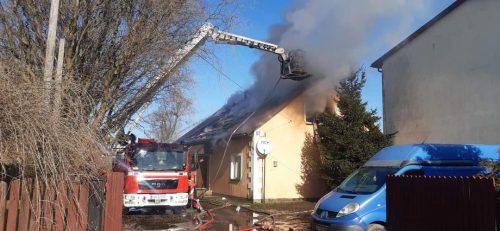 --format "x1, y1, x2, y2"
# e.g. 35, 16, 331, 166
256, 140, 272, 157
